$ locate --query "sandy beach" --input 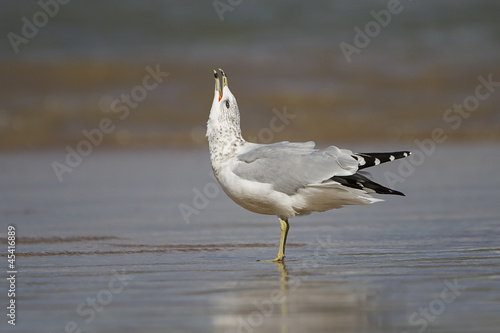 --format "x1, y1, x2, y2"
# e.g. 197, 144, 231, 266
1, 1, 500, 332
1, 144, 499, 332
